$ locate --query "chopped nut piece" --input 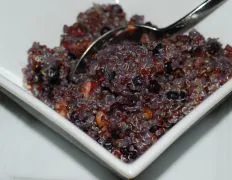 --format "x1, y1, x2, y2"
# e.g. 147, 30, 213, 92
55, 100, 68, 117
143, 107, 153, 120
